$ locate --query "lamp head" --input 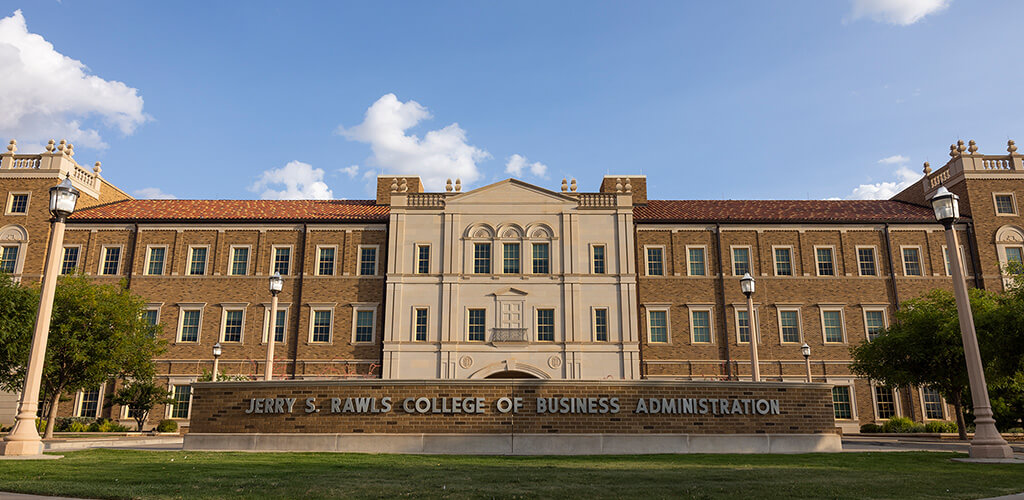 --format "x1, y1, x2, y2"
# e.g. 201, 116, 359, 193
212, 342, 222, 358
930, 186, 960, 226
800, 343, 811, 358
269, 273, 284, 294
48, 175, 80, 221
740, 273, 755, 295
